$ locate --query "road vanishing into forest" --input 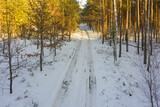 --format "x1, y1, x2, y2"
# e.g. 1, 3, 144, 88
52, 24, 97, 107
